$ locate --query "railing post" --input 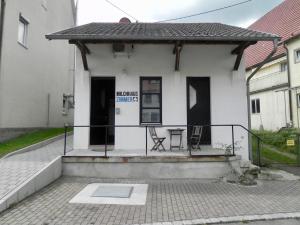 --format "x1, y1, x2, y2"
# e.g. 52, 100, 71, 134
145, 126, 148, 156
257, 138, 261, 166
231, 125, 235, 156
189, 125, 192, 157
105, 126, 108, 158
64, 125, 67, 156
